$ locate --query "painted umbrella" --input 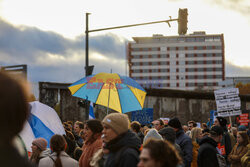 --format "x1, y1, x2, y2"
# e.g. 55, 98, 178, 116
68, 72, 146, 114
